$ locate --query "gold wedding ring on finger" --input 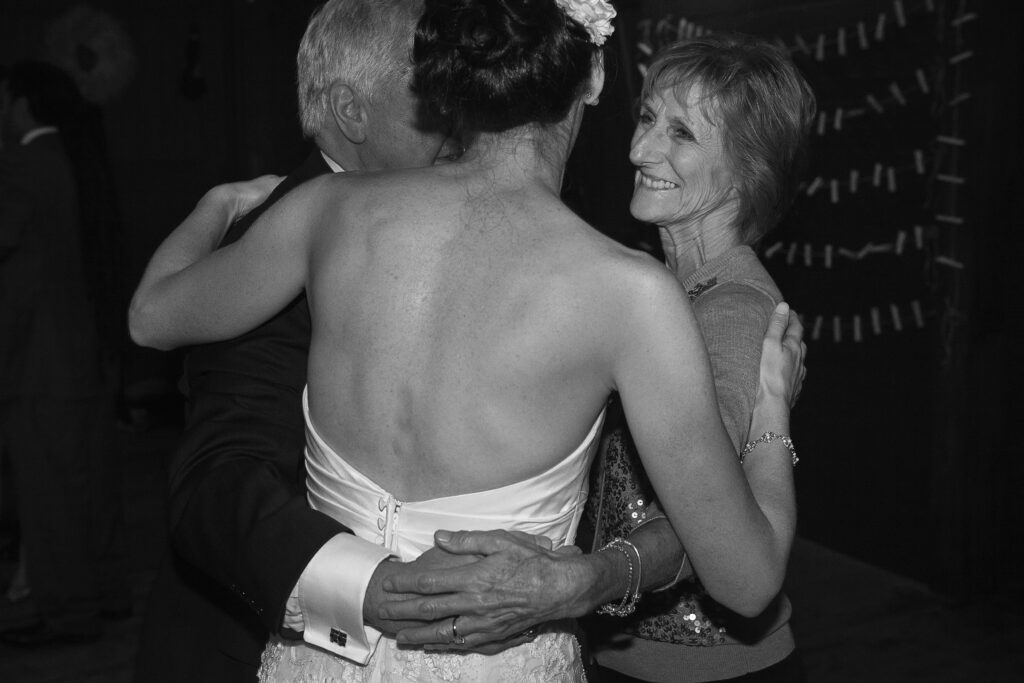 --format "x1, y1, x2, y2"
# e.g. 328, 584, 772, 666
450, 616, 466, 645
